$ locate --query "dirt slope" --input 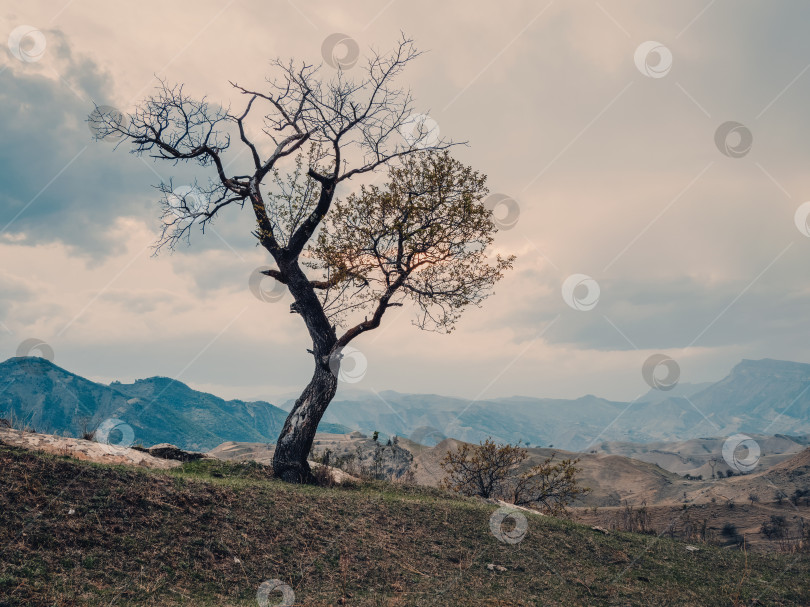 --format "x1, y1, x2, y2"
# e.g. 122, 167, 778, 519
2, 444, 809, 606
